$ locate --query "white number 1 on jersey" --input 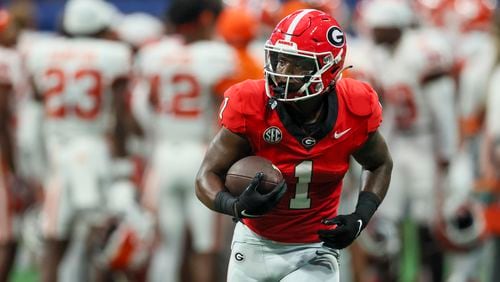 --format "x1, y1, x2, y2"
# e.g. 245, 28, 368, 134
290, 161, 312, 209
